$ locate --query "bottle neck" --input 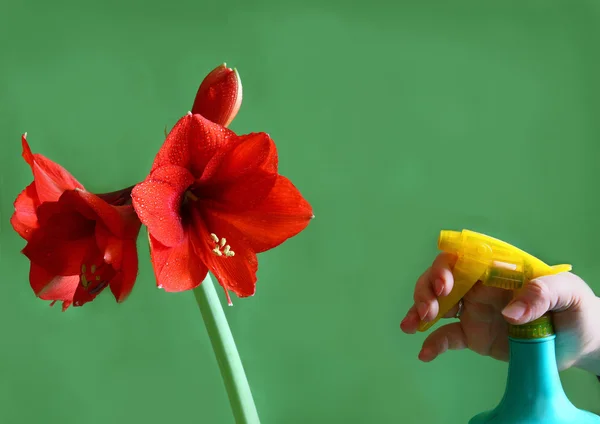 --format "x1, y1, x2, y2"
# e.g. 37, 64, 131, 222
501, 335, 570, 406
